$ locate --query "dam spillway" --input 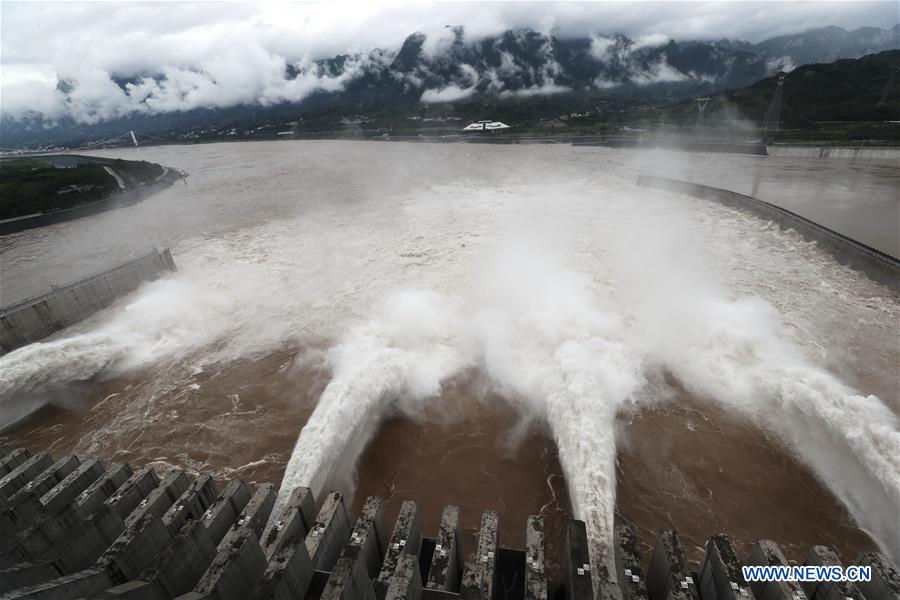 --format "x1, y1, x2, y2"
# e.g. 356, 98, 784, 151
0, 142, 897, 600
0, 447, 898, 600
0, 248, 177, 356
